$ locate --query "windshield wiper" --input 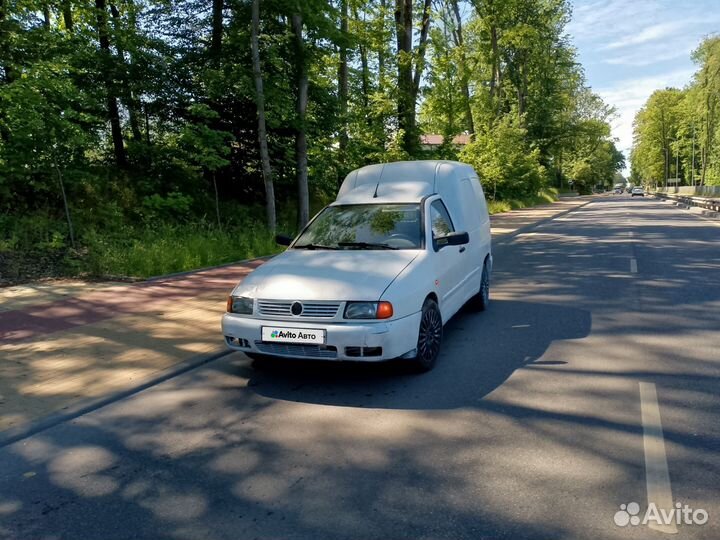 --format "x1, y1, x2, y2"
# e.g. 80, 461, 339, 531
338, 241, 398, 250
293, 243, 339, 250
